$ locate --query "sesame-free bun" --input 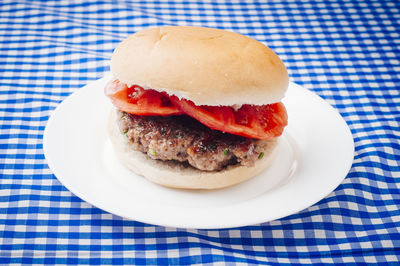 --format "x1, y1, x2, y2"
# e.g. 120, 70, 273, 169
108, 110, 279, 190
111, 26, 288, 106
